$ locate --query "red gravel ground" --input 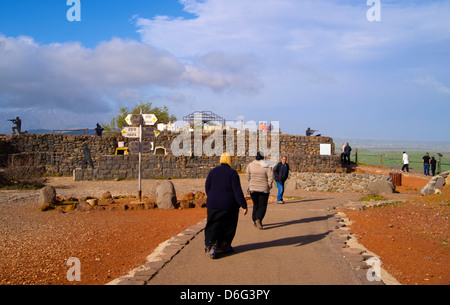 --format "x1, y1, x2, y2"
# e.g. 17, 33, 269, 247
344, 170, 450, 285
